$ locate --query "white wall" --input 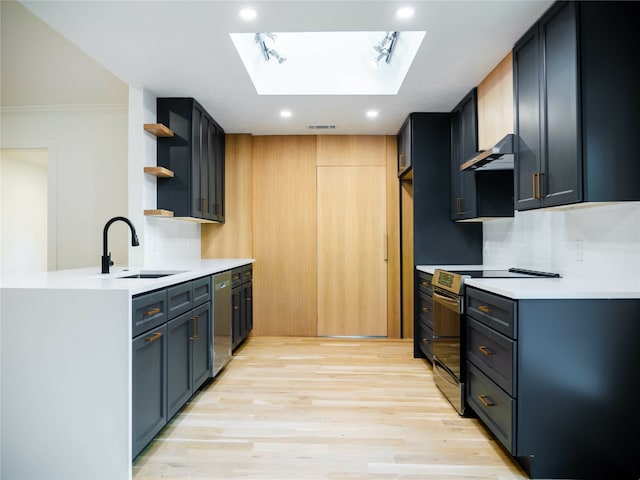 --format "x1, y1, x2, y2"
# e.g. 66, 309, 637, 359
1, 105, 129, 270
0, 149, 48, 275
127, 86, 202, 269
483, 202, 640, 289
